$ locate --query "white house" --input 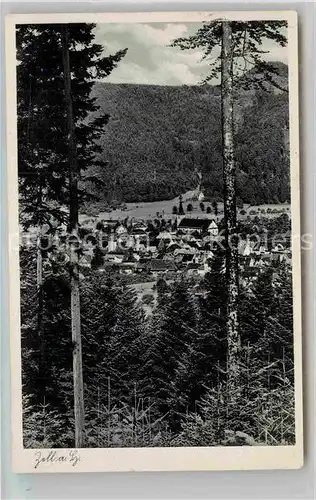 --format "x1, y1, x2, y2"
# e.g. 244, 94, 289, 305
105, 252, 125, 264
272, 243, 285, 252
115, 224, 128, 235
107, 237, 117, 253
157, 231, 173, 241
208, 220, 219, 236
132, 220, 147, 231
178, 218, 218, 236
